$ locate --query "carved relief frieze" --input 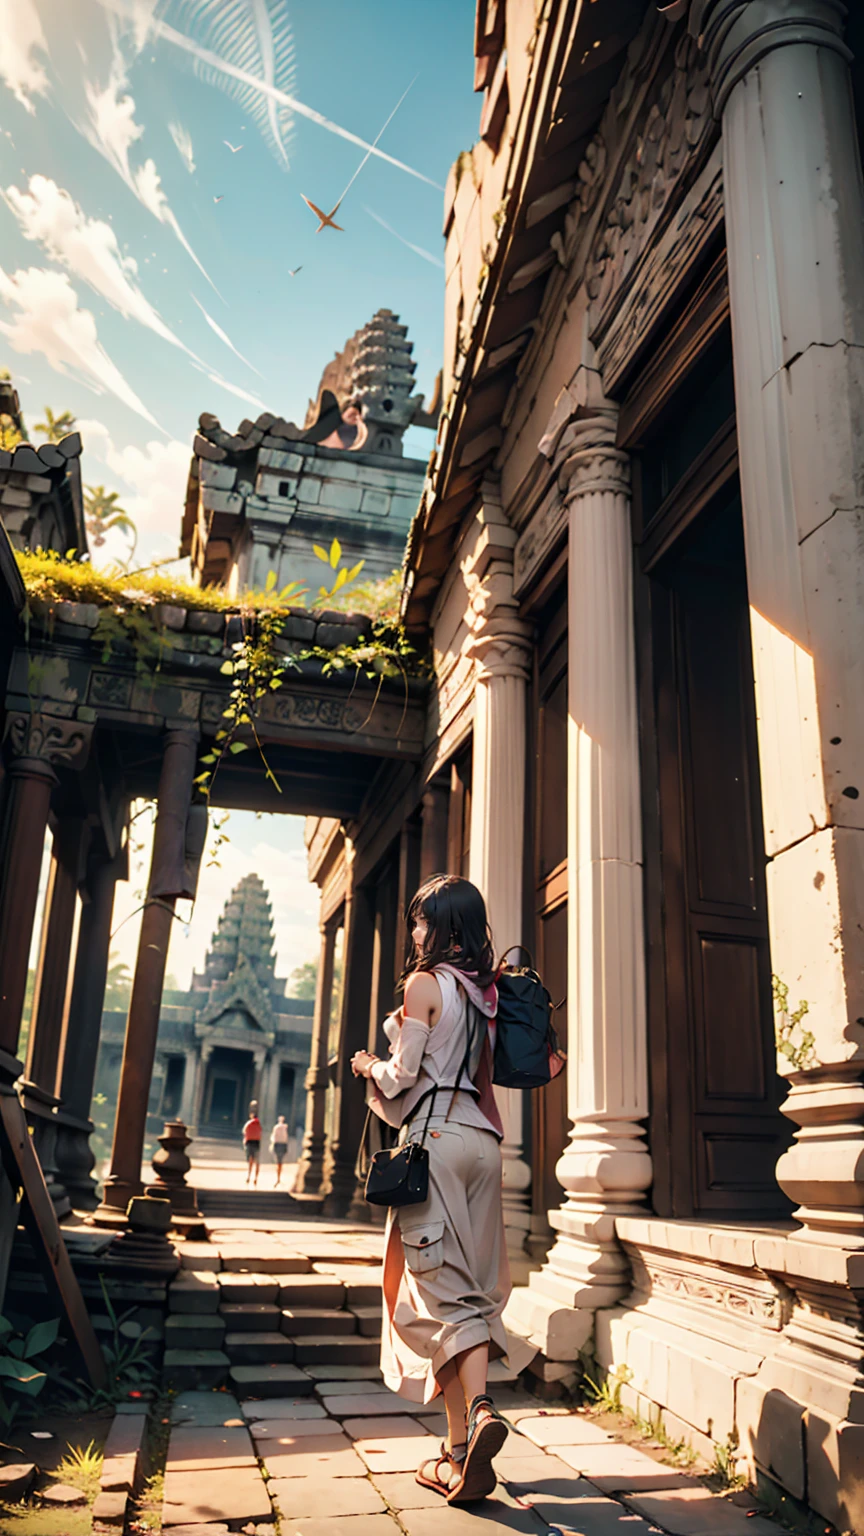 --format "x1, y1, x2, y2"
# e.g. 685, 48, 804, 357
626, 1246, 791, 1332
